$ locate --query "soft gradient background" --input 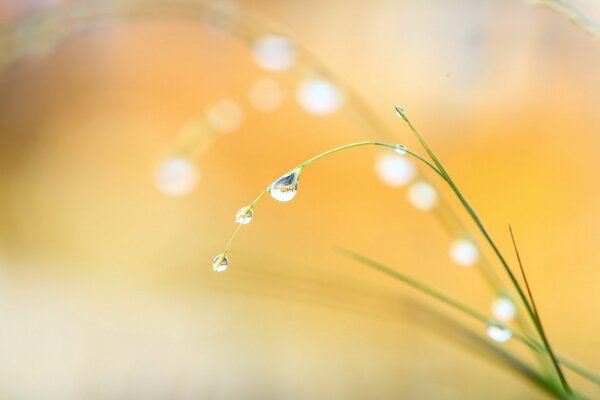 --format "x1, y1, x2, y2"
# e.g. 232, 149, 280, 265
0, 0, 599, 398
